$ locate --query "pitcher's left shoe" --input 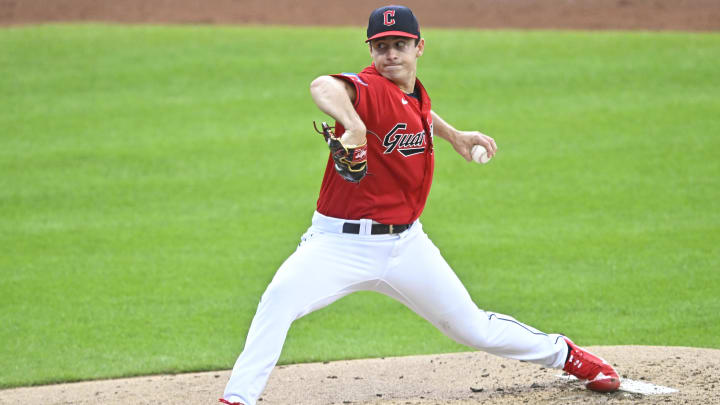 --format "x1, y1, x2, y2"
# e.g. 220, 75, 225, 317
563, 338, 621, 392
